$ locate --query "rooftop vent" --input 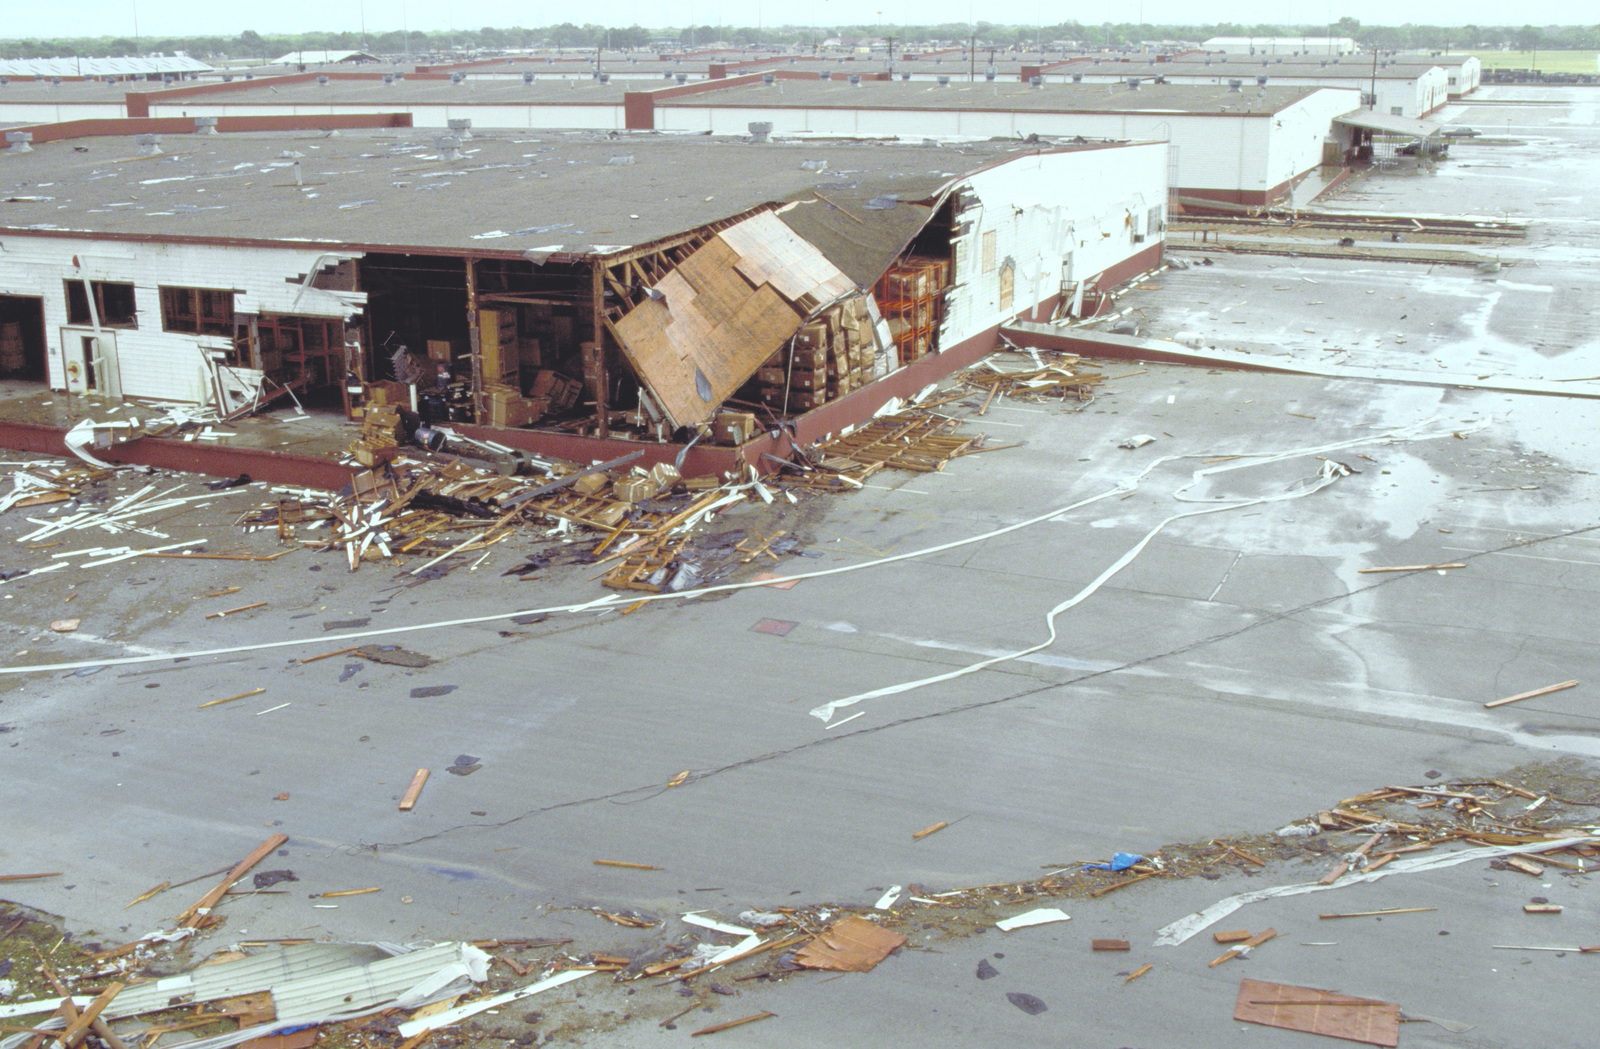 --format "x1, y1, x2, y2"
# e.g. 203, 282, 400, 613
749, 121, 773, 143
1227, 78, 1243, 91
135, 133, 162, 156
447, 117, 472, 138
1030, 75, 1043, 88
1071, 72, 1083, 82
1126, 76, 1140, 89
245, 73, 254, 80
524, 71, 535, 84
0, 77, 8, 86
193, 116, 218, 134
985, 65, 997, 81
222, 74, 234, 82
1204, 58, 1211, 65
848, 74, 861, 86
1320, 60, 1328, 67
789, 56, 798, 63
1093, 57, 1101, 64
663, 71, 674, 79
1154, 74, 1166, 84
383, 73, 395, 84
50, 77, 62, 86
546, 56, 554, 63
507, 57, 515, 64
762, 73, 776, 85
1257, 75, 1268, 86
434, 135, 460, 160
675, 73, 688, 84
449, 72, 465, 84
820, 70, 831, 80
937, 75, 950, 87
597, 72, 610, 83
5, 130, 32, 153
316, 75, 330, 85
607, 153, 635, 165
900, 71, 912, 80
